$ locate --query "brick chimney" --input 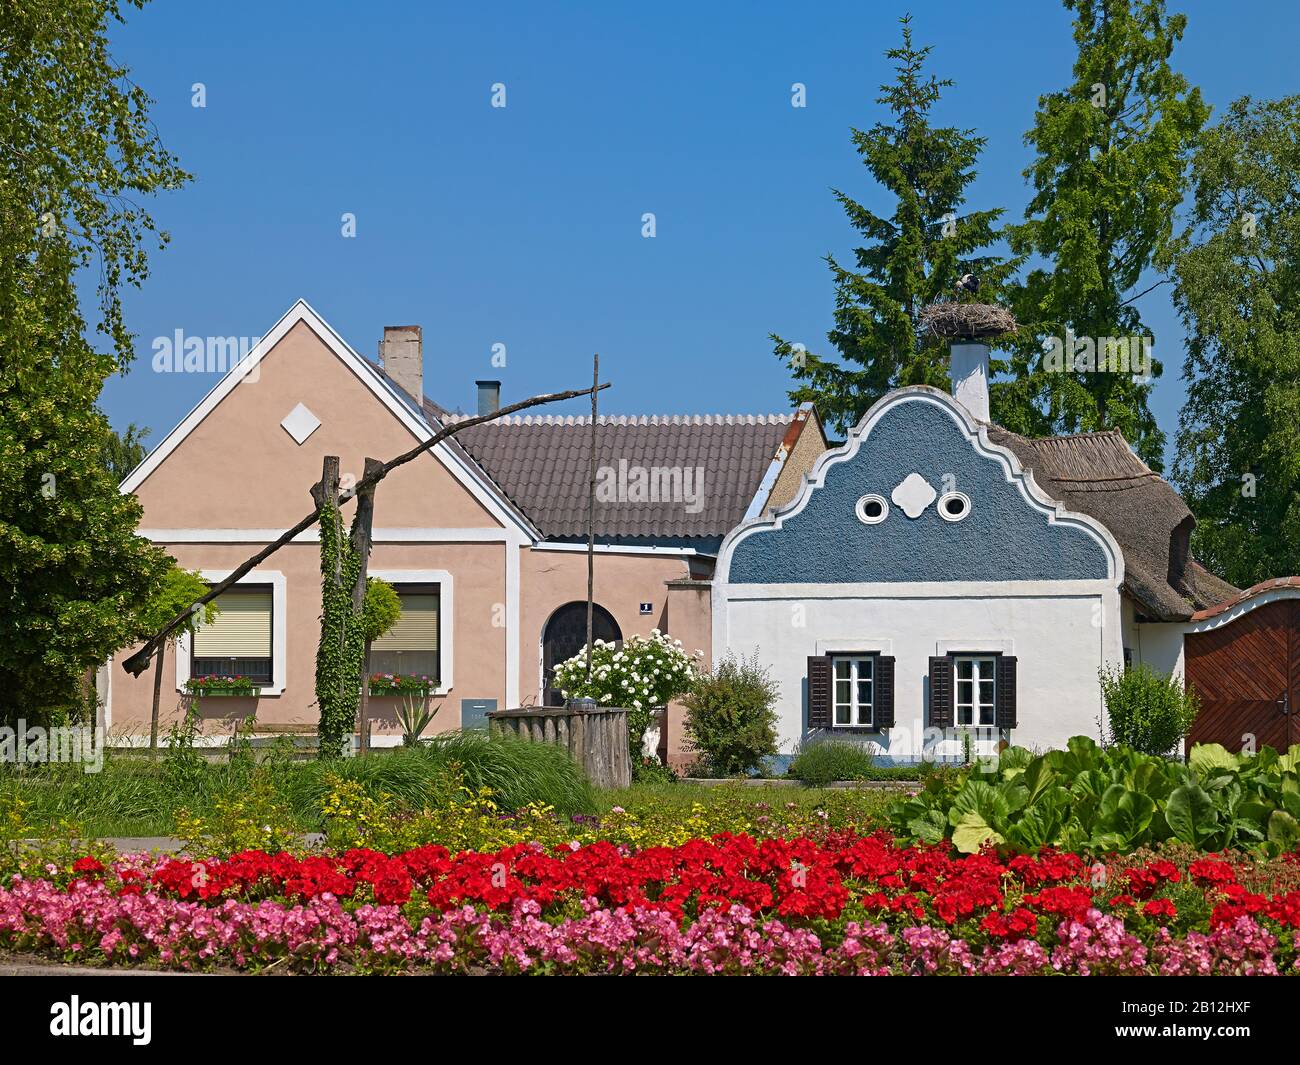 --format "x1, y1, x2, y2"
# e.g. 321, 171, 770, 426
476, 380, 500, 416
379, 325, 423, 403
949, 341, 990, 422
